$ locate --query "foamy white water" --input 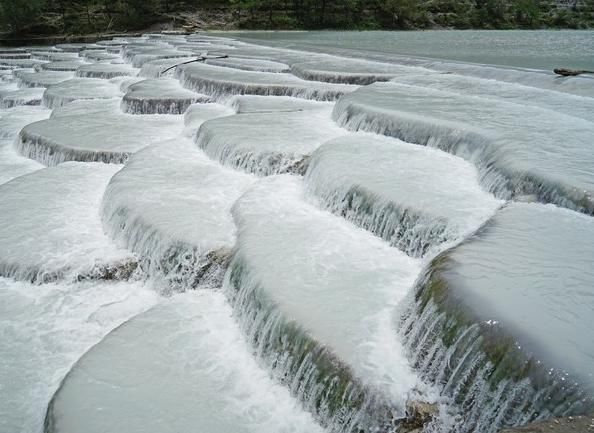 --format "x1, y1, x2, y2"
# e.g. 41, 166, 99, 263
18, 98, 183, 165
0, 163, 135, 282
45, 291, 326, 433
229, 175, 423, 423
102, 137, 254, 289
196, 106, 345, 175
1, 30, 593, 433
305, 133, 502, 256
0, 277, 159, 433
